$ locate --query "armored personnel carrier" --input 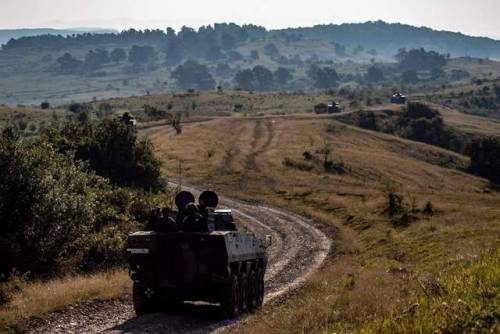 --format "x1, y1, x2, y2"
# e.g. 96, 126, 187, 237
126, 190, 269, 318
